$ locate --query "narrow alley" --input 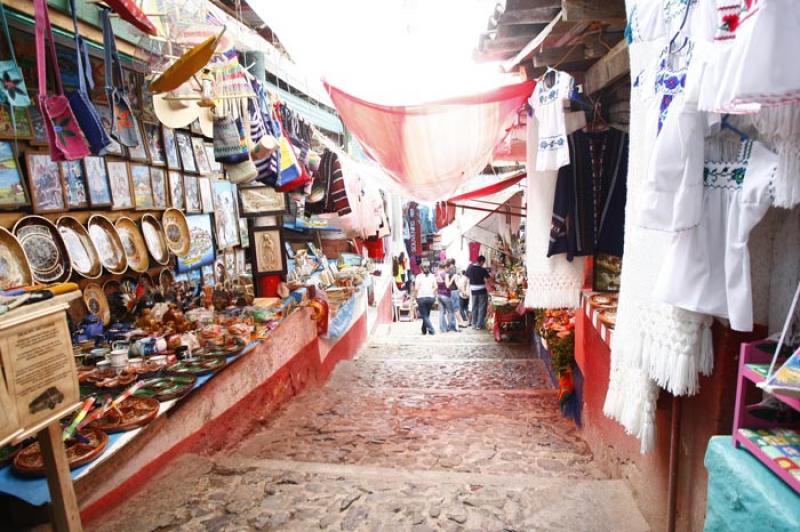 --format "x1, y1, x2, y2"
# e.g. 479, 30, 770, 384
88, 320, 648, 532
